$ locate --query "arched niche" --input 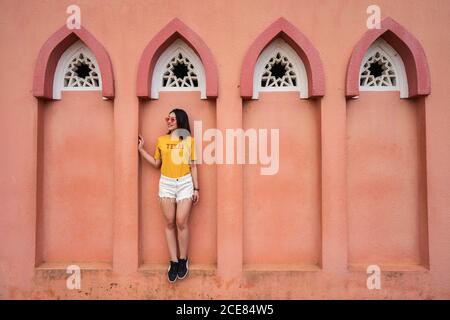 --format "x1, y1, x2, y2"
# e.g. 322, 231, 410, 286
346, 18, 430, 269
137, 18, 218, 270
241, 18, 324, 270
34, 26, 114, 267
